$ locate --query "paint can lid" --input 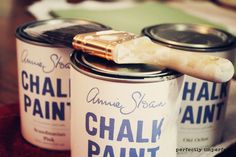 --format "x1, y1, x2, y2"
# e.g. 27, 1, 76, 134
142, 23, 235, 52
71, 51, 182, 82
16, 19, 110, 47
